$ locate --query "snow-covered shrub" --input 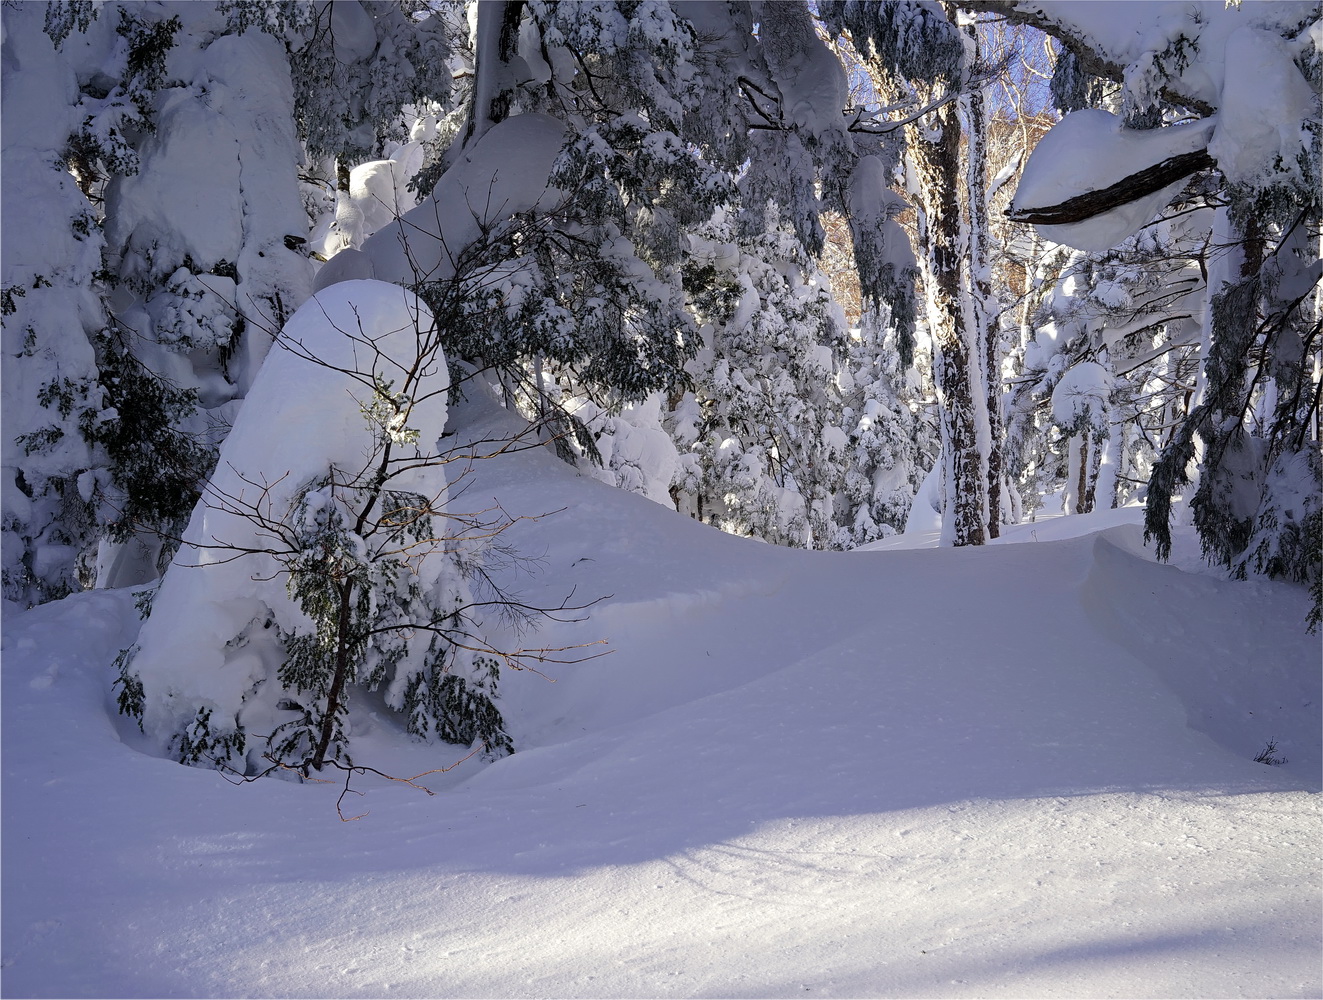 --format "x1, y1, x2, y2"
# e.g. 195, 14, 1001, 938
115, 281, 538, 774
